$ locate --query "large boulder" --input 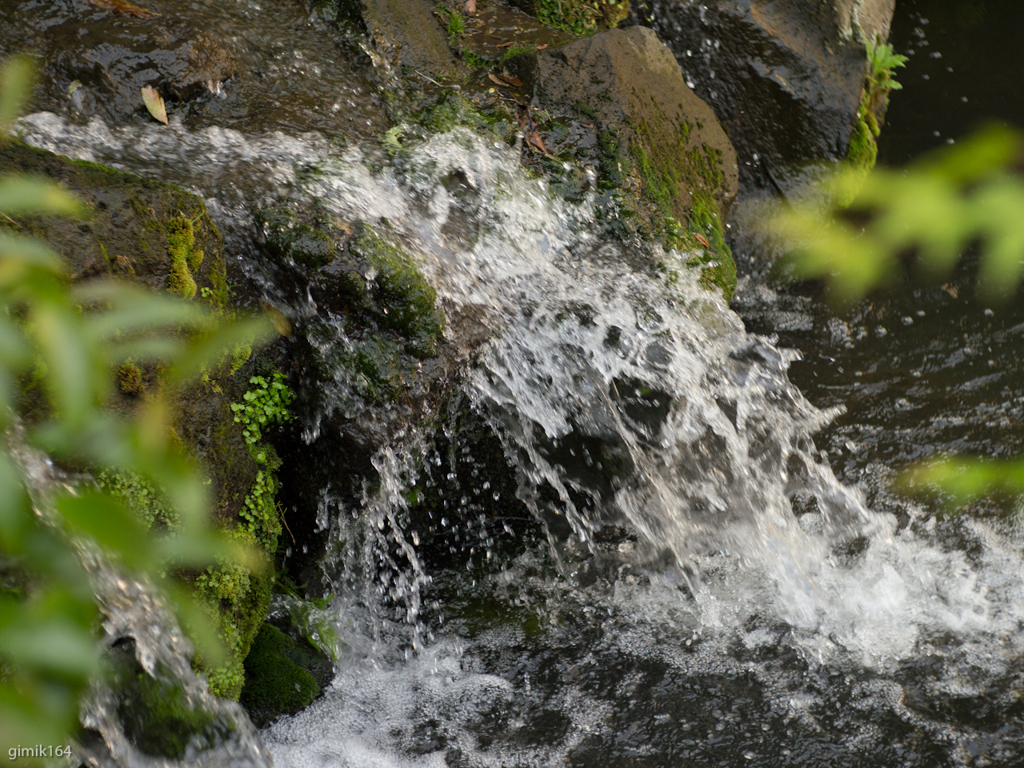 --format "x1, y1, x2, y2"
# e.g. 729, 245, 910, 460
512, 25, 739, 297
632, 0, 896, 192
